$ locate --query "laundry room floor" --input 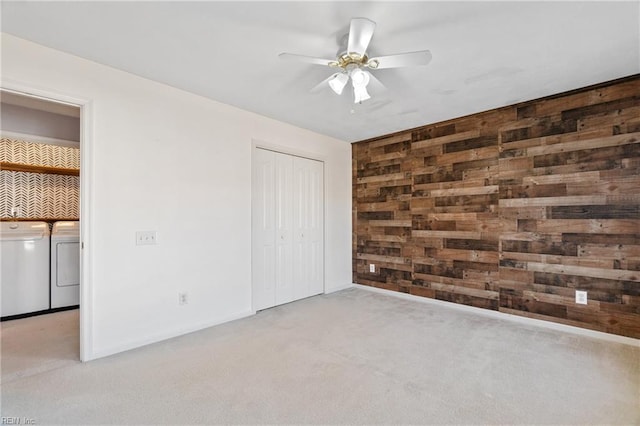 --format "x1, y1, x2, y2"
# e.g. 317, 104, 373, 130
1, 309, 80, 384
